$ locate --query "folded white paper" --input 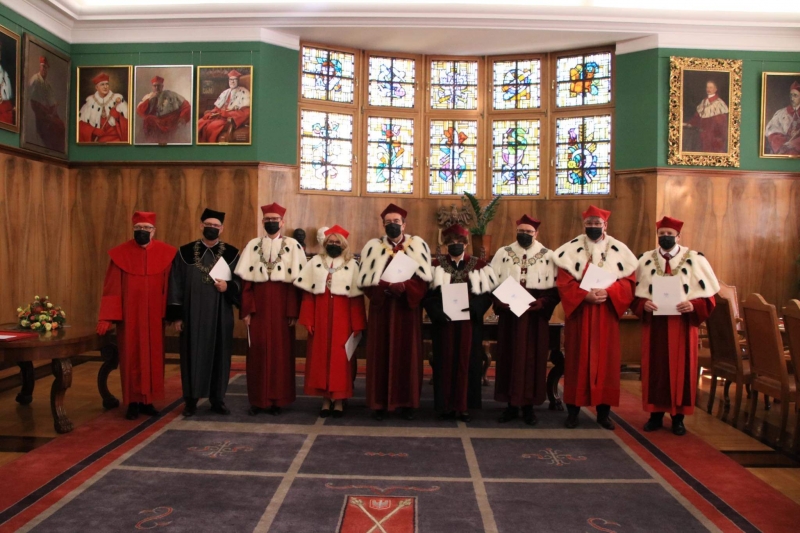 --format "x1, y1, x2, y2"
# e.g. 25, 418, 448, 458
345, 331, 362, 361
0, 335, 15, 340
208, 257, 232, 281
579, 263, 617, 291
246, 325, 251, 347
652, 275, 683, 316
493, 277, 535, 318
442, 283, 470, 321
379, 252, 419, 283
